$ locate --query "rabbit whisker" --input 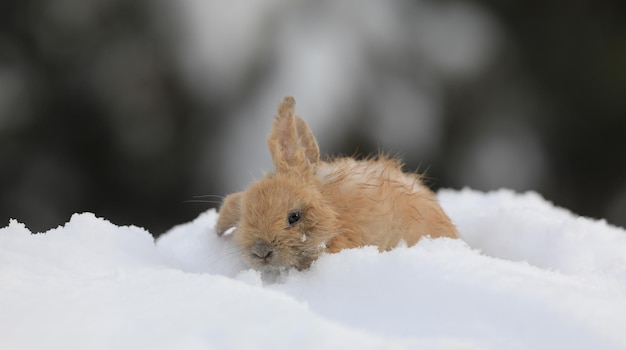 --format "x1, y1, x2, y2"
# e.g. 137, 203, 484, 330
192, 194, 226, 199
183, 199, 223, 205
